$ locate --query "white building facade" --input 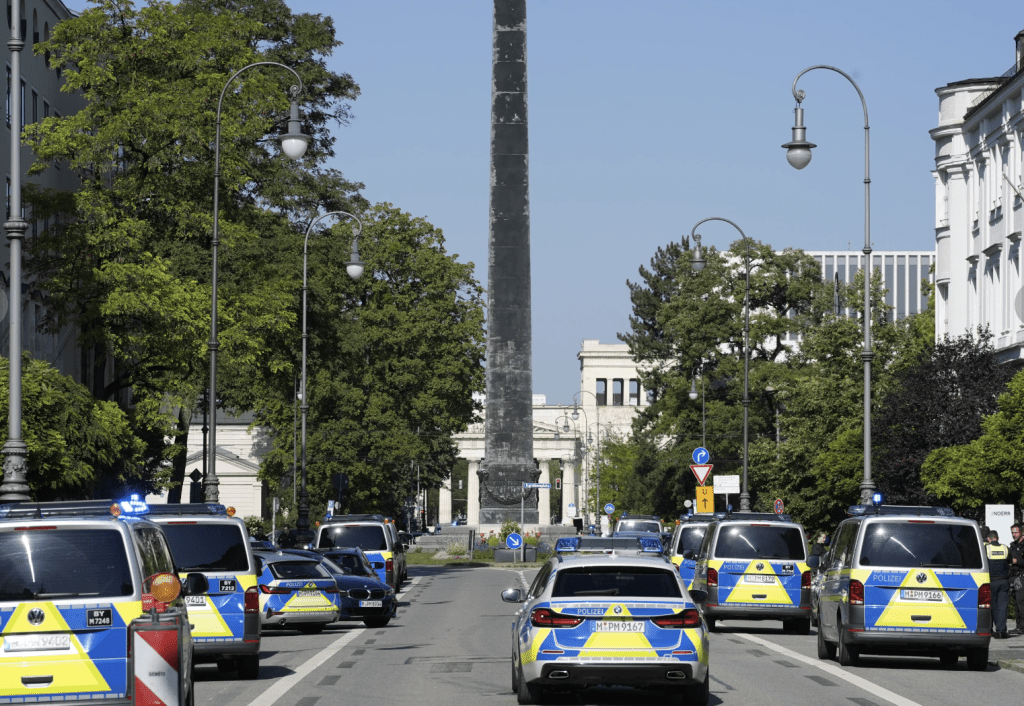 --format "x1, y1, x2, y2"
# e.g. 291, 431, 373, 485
931, 29, 1024, 361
